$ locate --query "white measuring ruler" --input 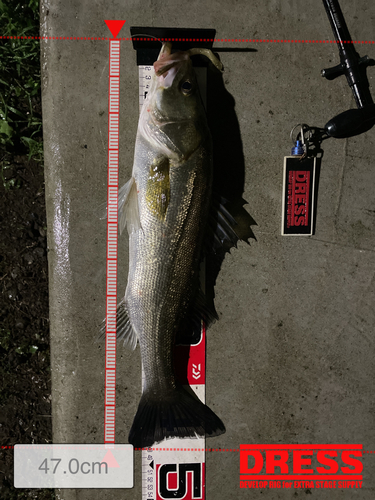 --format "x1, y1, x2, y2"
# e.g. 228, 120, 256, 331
139, 63, 207, 500
139, 64, 207, 113
104, 37, 121, 445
